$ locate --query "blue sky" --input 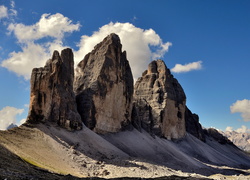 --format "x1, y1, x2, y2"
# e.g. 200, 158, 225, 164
0, 0, 250, 132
